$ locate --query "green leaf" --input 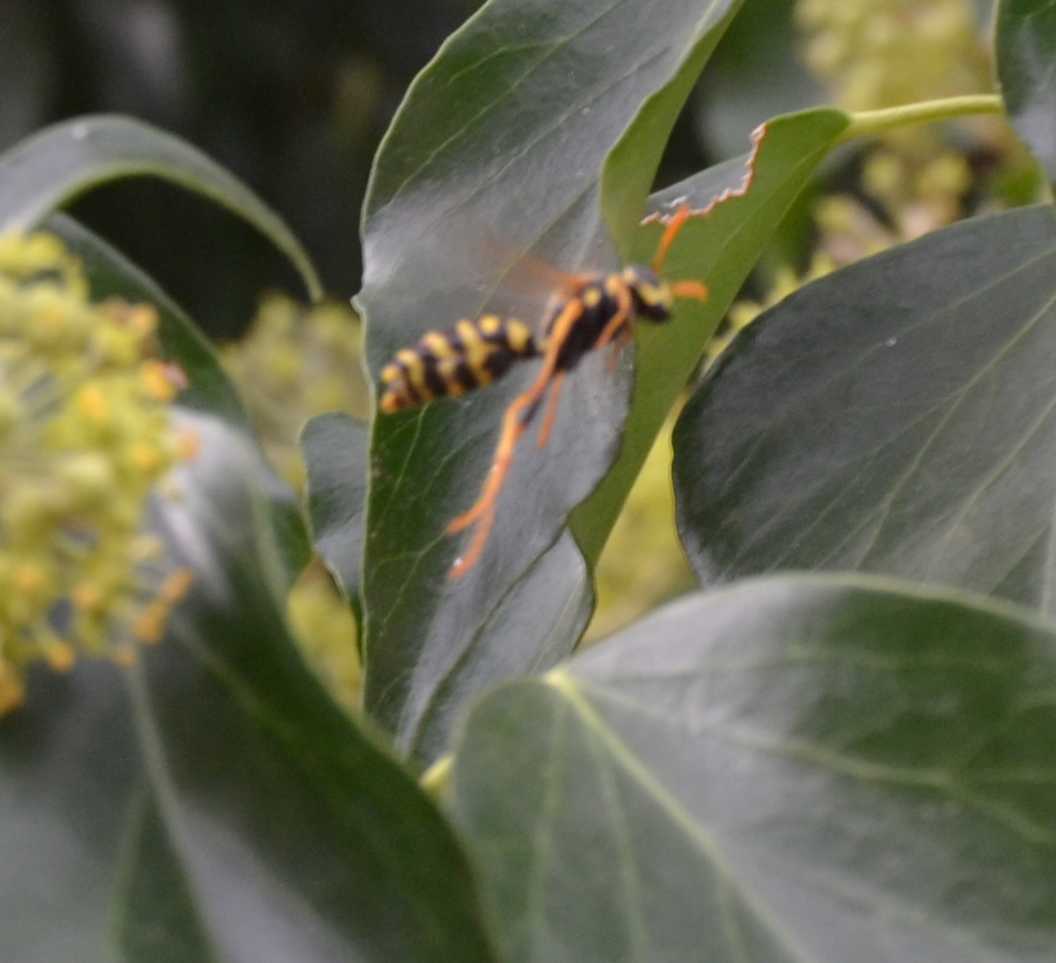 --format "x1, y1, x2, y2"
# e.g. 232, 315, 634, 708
674, 206, 1056, 613
996, 0, 1056, 181
573, 107, 849, 561
114, 794, 214, 962
133, 413, 498, 962
0, 663, 140, 963
1, 414, 498, 961
359, 0, 770, 761
0, 114, 320, 299
453, 574, 1056, 963
302, 412, 369, 628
